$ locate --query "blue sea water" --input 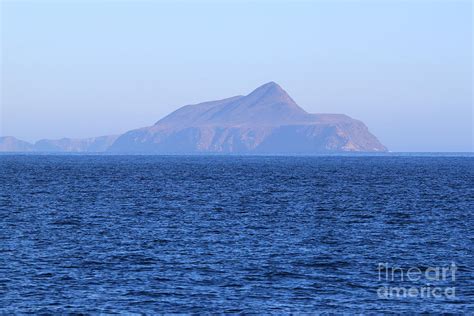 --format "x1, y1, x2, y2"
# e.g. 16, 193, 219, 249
0, 154, 473, 313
